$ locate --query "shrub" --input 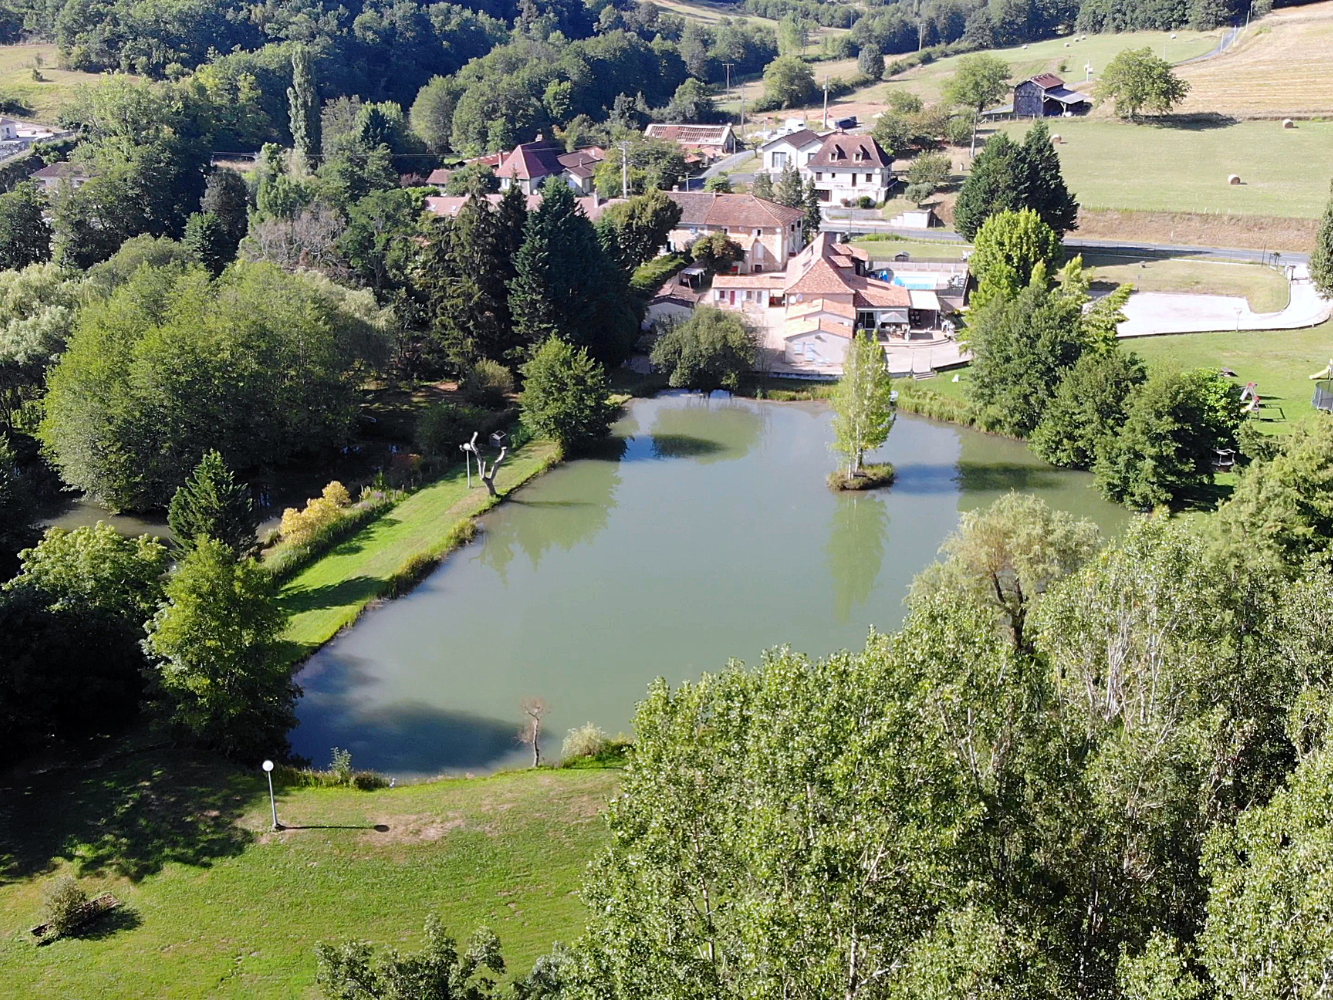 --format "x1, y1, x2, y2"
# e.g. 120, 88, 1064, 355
43, 875, 88, 938
416, 402, 491, 459
277, 482, 353, 548
856, 196, 875, 209
459, 360, 514, 409
562, 723, 609, 762
330, 747, 353, 783
265, 491, 395, 582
